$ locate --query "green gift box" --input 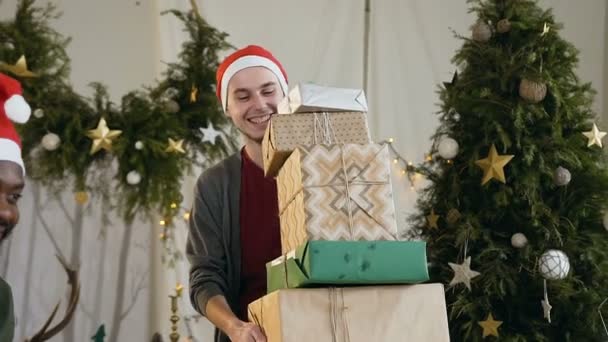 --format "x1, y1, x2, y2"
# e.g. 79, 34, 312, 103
266, 240, 429, 293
